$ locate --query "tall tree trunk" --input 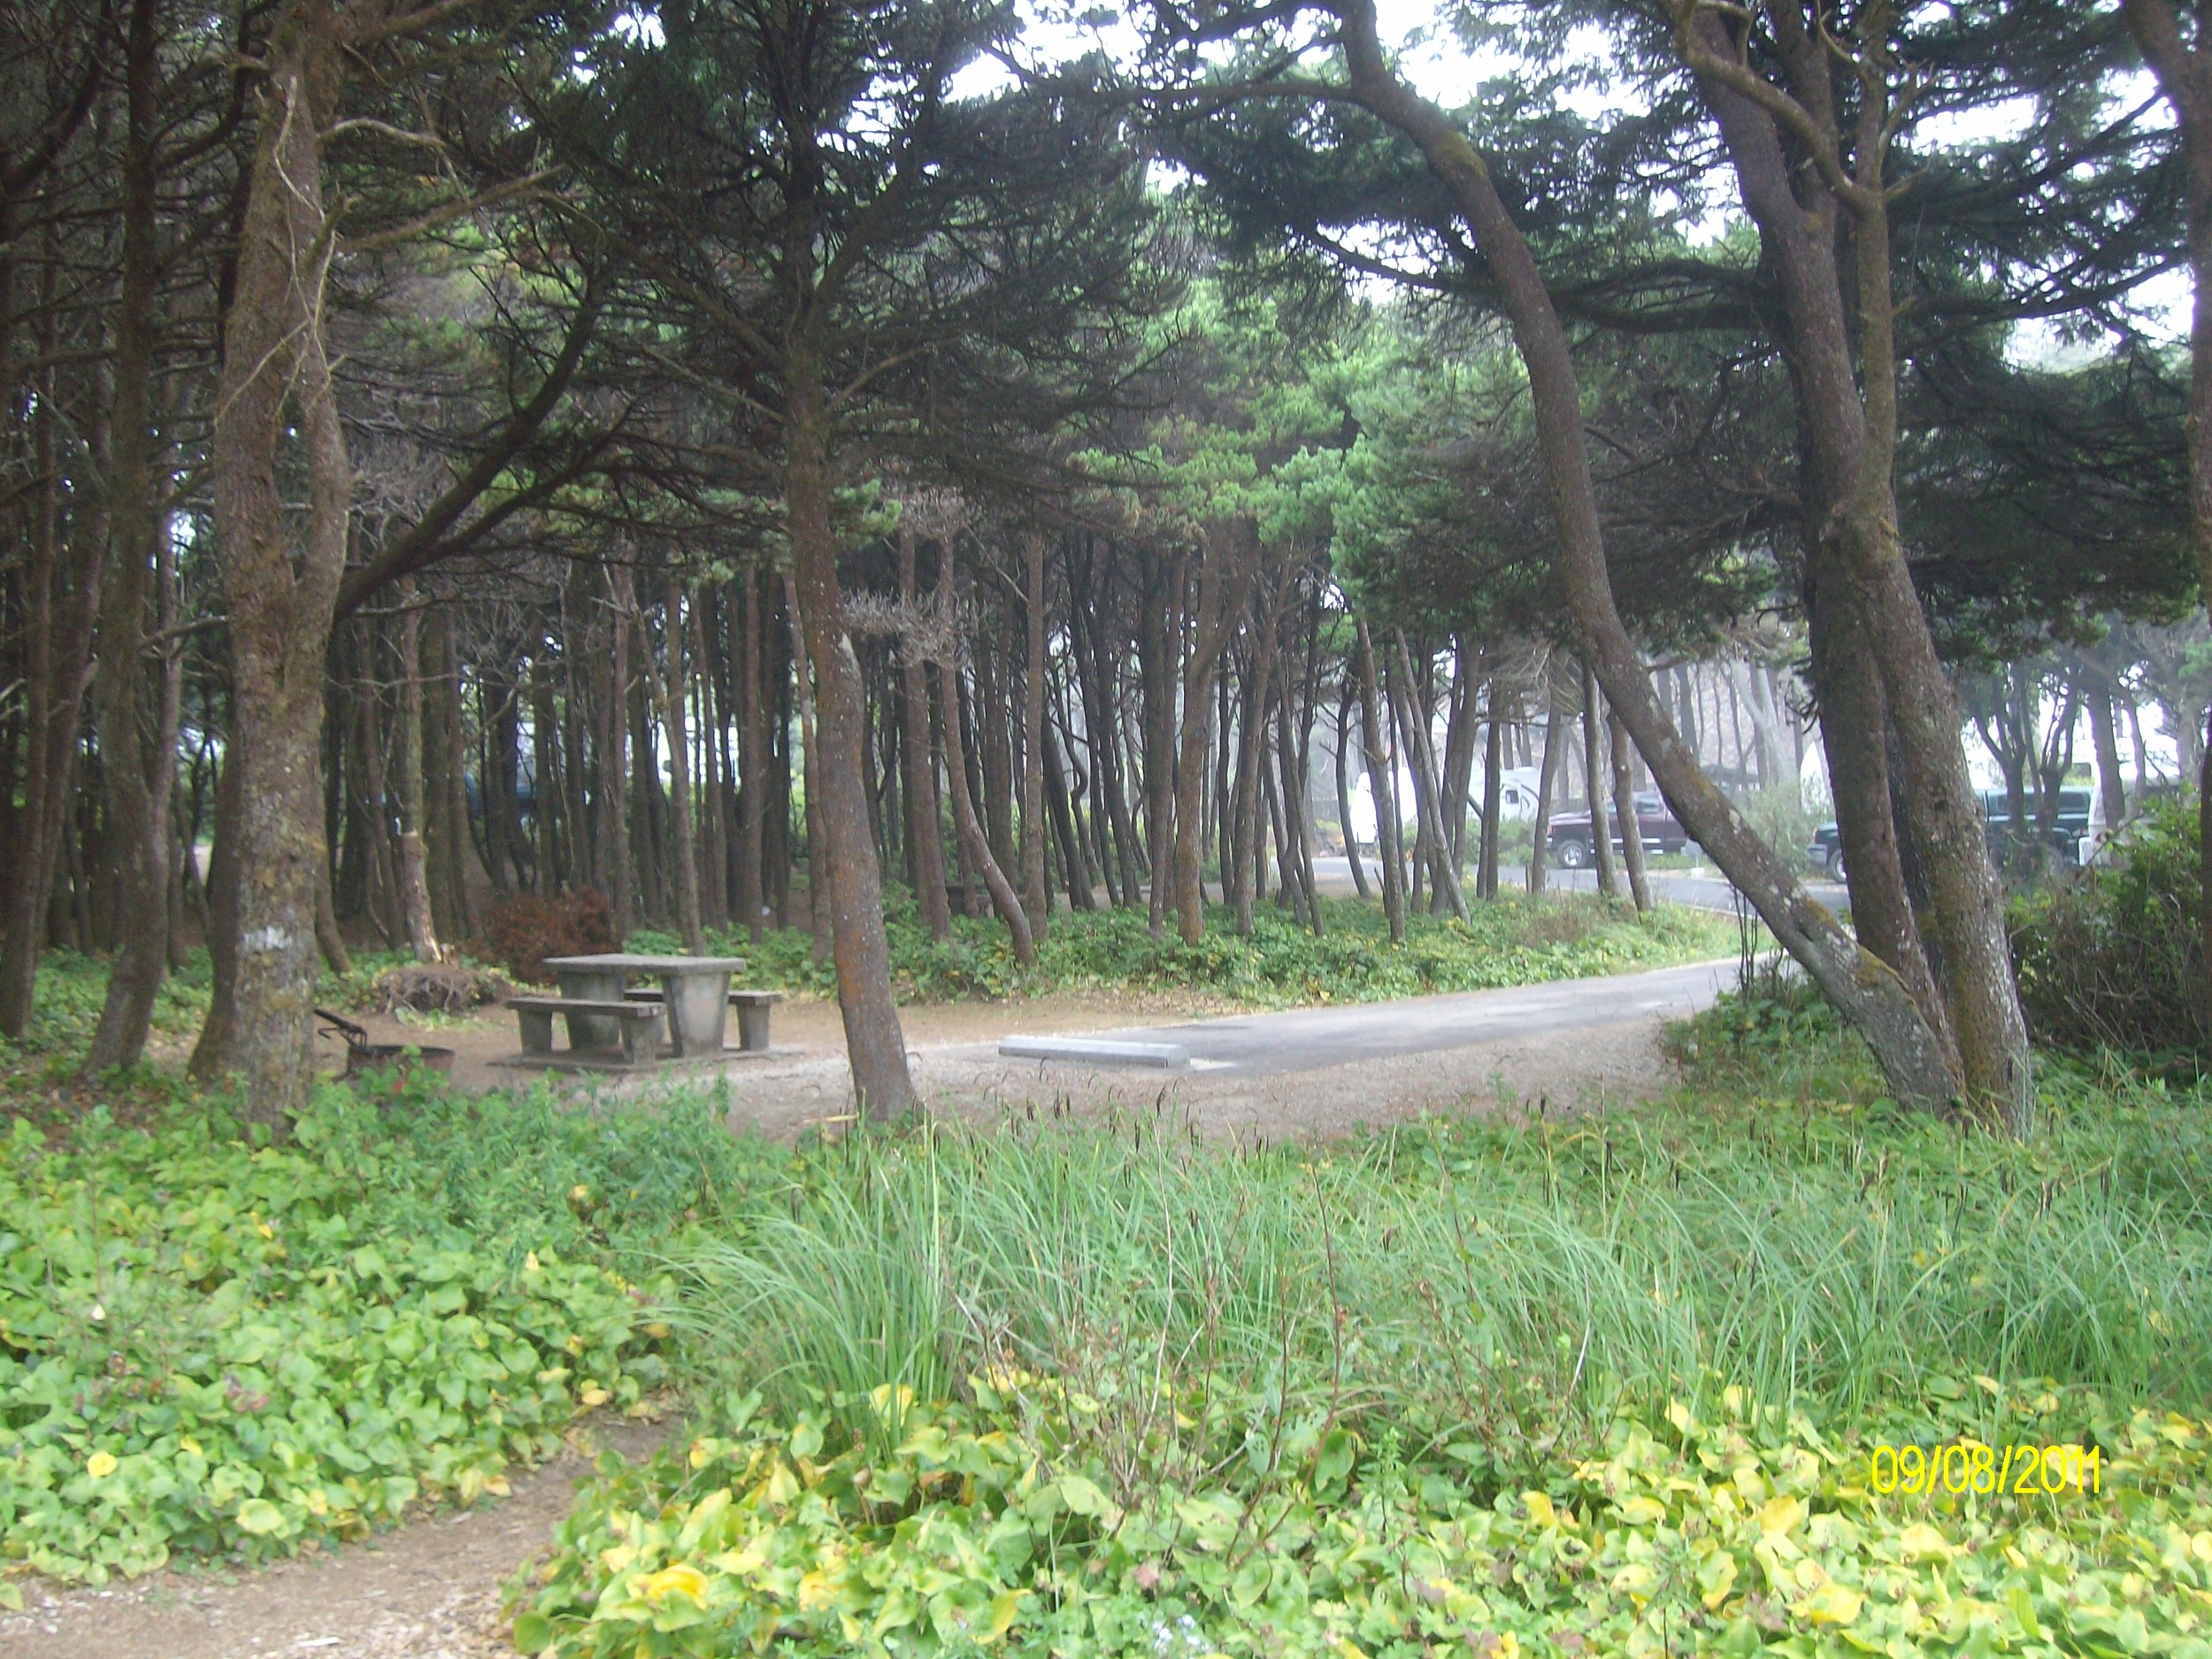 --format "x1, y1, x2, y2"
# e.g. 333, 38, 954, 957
940, 655, 1033, 964
1356, 620, 1405, 940
1479, 678, 1504, 900
898, 531, 951, 938
1230, 641, 1275, 936
659, 580, 705, 953
785, 371, 914, 1116
0, 240, 104, 1041
1394, 629, 1467, 919
1044, 710, 1094, 910
189, 744, 243, 1079
1276, 672, 1319, 929
394, 591, 439, 962
87, 0, 177, 1069
1583, 662, 1618, 899
1441, 638, 1478, 874
2088, 682, 2128, 838
603, 570, 636, 940
738, 570, 767, 941
1019, 534, 1050, 937
1141, 573, 1176, 938
785, 572, 833, 964
204, 0, 351, 1125
1335, 688, 1371, 900
1609, 710, 1652, 914
1339, 0, 1958, 1114
1527, 670, 1565, 896
422, 608, 472, 940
